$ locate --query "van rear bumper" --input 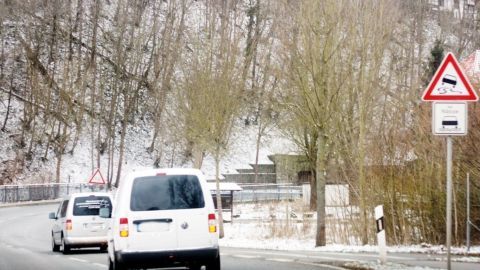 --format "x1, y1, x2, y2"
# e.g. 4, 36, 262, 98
116, 247, 219, 268
65, 236, 108, 247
